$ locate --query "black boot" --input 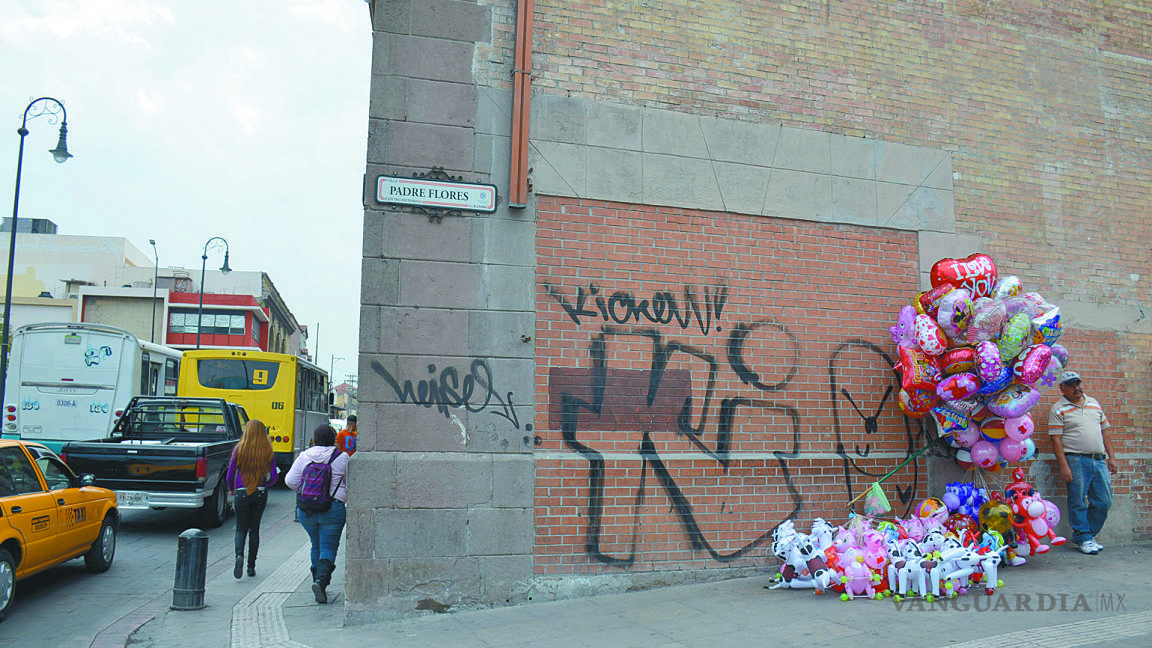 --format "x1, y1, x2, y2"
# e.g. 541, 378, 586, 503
312, 559, 334, 604
234, 554, 243, 579
247, 558, 256, 578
